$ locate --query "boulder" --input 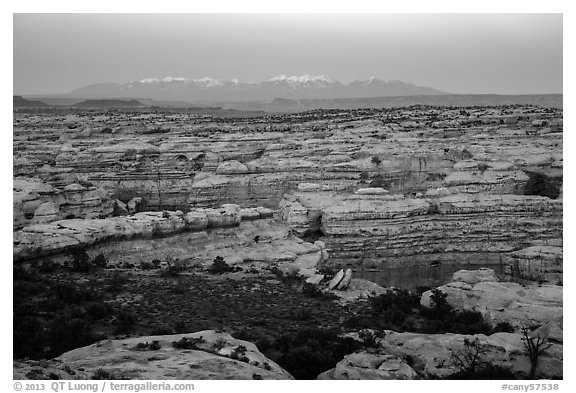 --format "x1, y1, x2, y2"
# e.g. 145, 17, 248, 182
336, 268, 353, 290
127, 197, 143, 214
318, 353, 417, 380
328, 269, 345, 290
